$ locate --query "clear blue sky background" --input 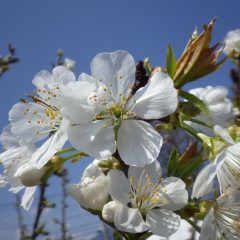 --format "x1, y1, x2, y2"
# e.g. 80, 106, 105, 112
0, 1, 239, 239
